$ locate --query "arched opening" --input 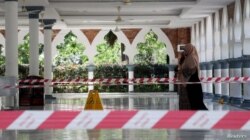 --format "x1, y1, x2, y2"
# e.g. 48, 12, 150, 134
94, 30, 121, 65
132, 28, 173, 92
52, 29, 90, 61
93, 30, 128, 92
134, 30, 169, 65
53, 31, 89, 93
132, 28, 175, 64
